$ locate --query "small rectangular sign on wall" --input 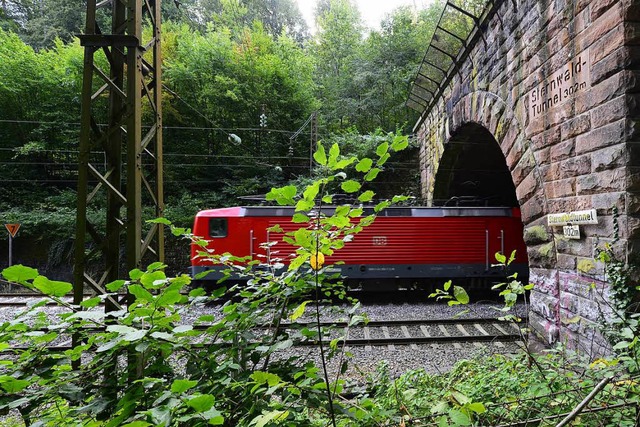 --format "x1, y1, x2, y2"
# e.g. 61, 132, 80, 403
547, 209, 598, 226
563, 225, 581, 239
